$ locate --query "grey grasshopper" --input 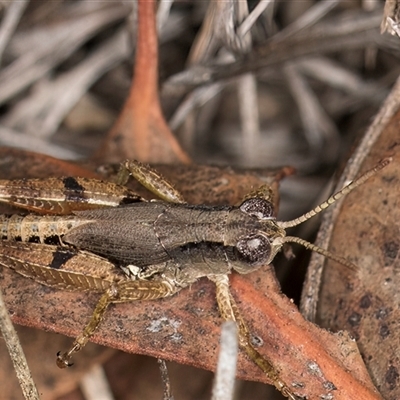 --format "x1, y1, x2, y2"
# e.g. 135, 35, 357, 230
0, 158, 391, 400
